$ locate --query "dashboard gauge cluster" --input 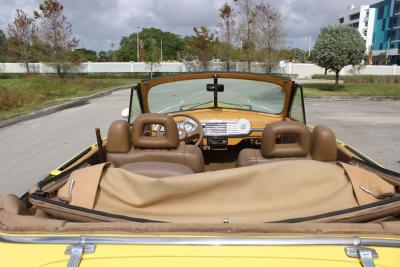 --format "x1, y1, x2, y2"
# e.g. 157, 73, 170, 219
177, 120, 198, 133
